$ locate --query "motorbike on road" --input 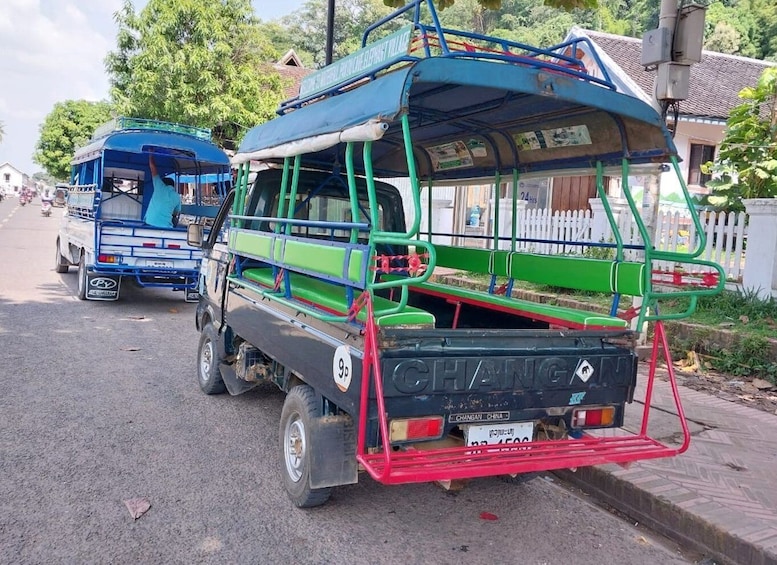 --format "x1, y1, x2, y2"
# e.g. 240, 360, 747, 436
41, 199, 52, 217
